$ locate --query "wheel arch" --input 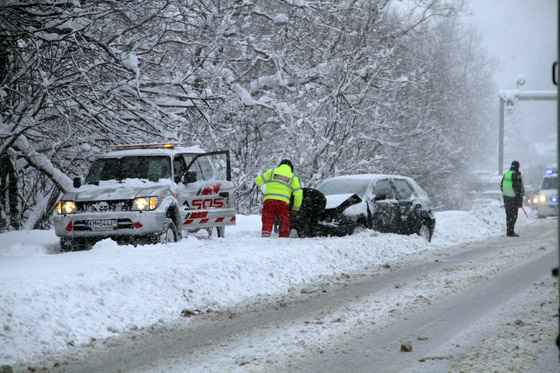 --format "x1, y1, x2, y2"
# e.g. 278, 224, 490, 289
166, 203, 182, 240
